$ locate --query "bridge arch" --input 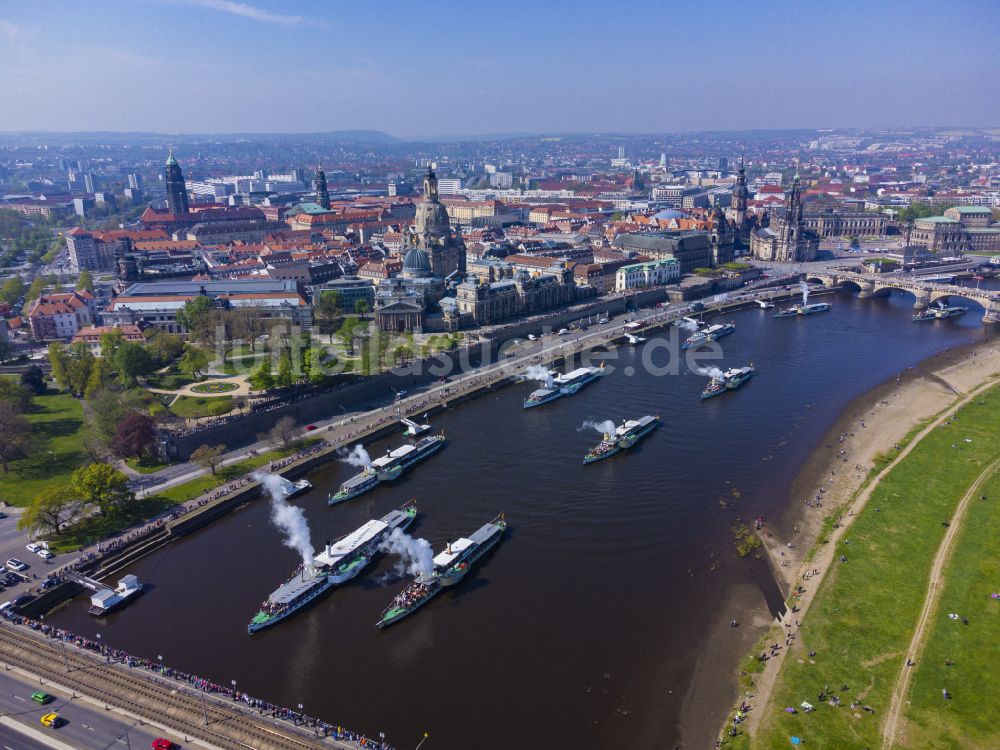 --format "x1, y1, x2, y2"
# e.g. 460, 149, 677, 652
926, 290, 987, 310
837, 279, 865, 292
